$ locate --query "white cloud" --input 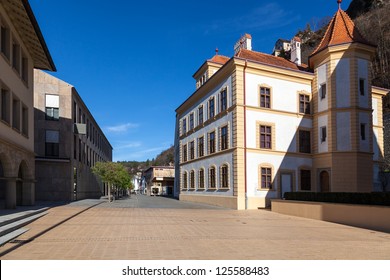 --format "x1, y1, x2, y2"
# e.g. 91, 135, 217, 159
106, 123, 139, 133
